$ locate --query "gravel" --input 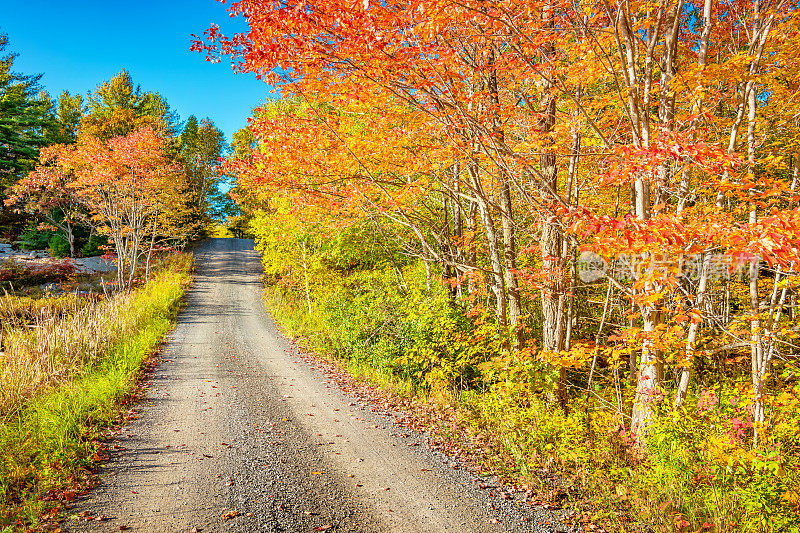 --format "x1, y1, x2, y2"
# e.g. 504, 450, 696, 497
64, 238, 572, 533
